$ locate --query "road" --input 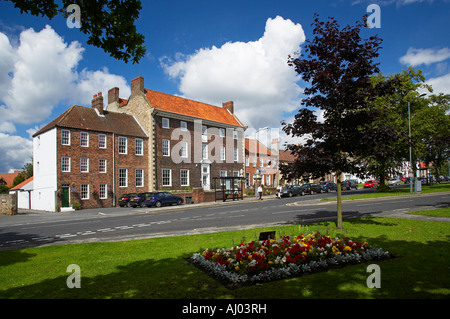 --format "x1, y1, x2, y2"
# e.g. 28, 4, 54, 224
1, 187, 449, 250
